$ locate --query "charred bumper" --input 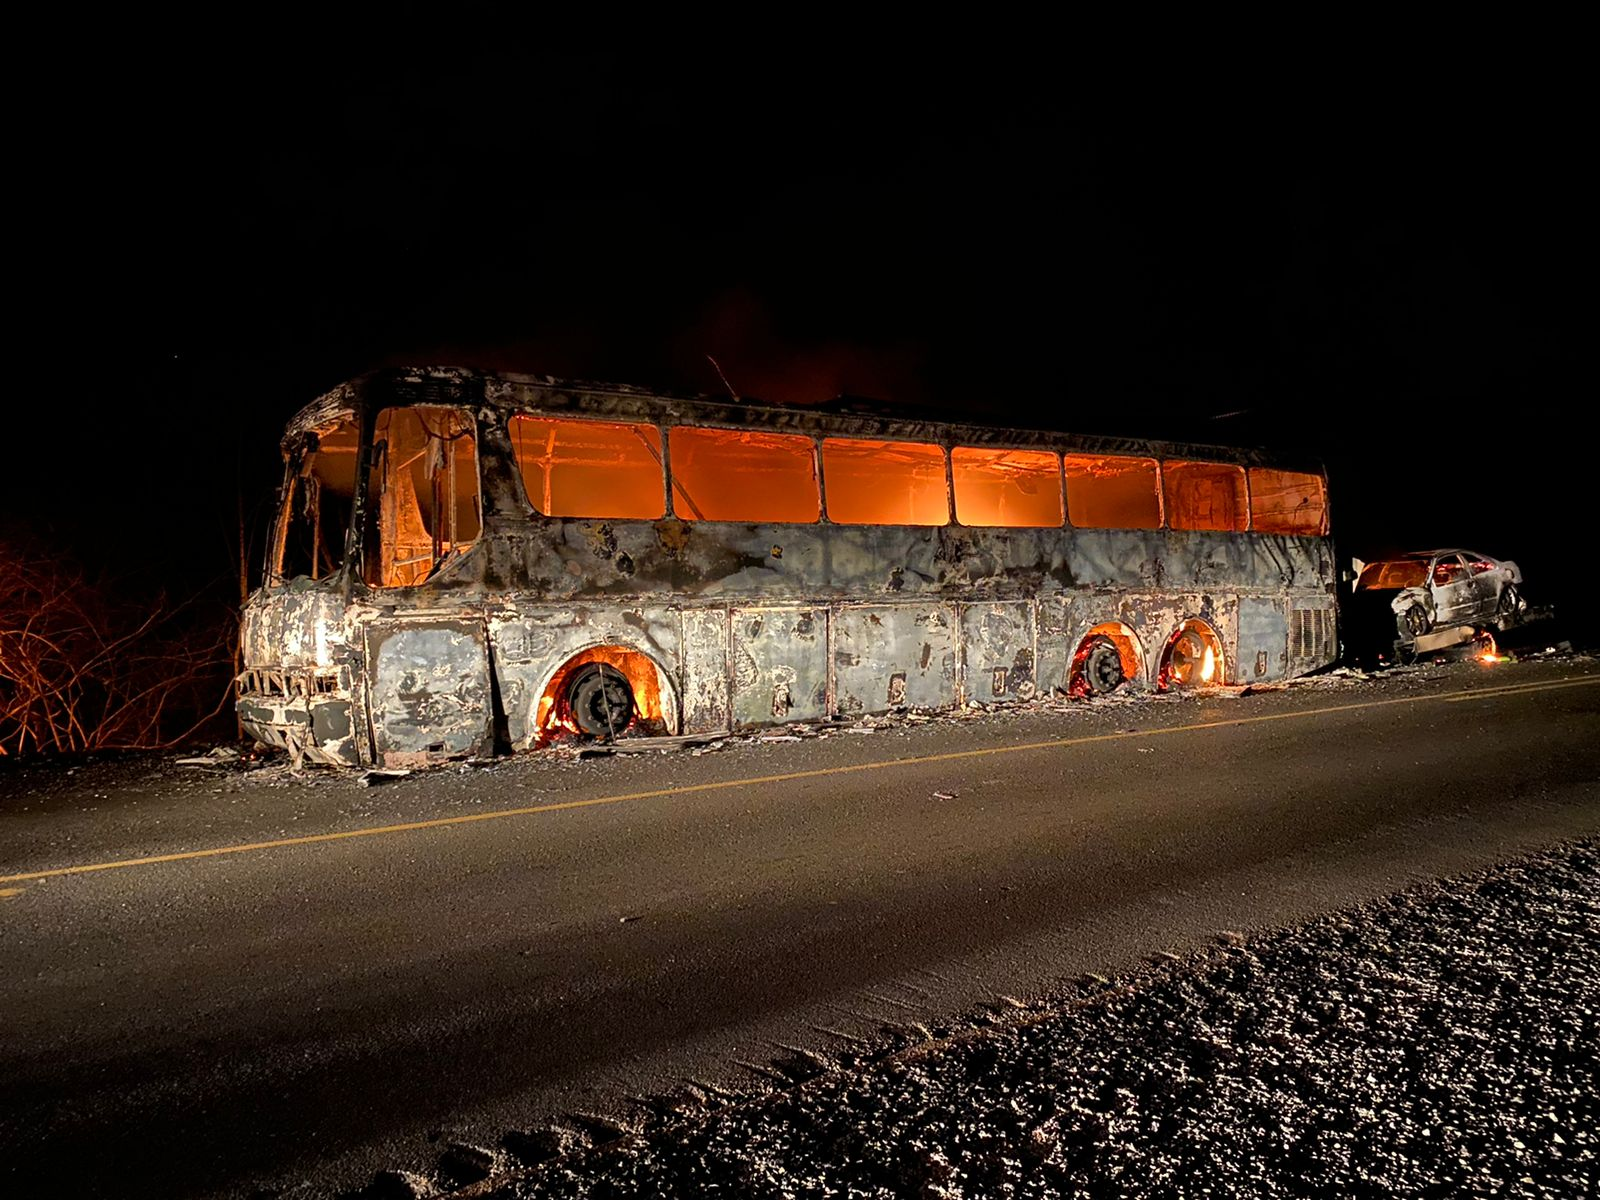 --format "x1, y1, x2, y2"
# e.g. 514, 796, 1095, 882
236, 672, 361, 766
